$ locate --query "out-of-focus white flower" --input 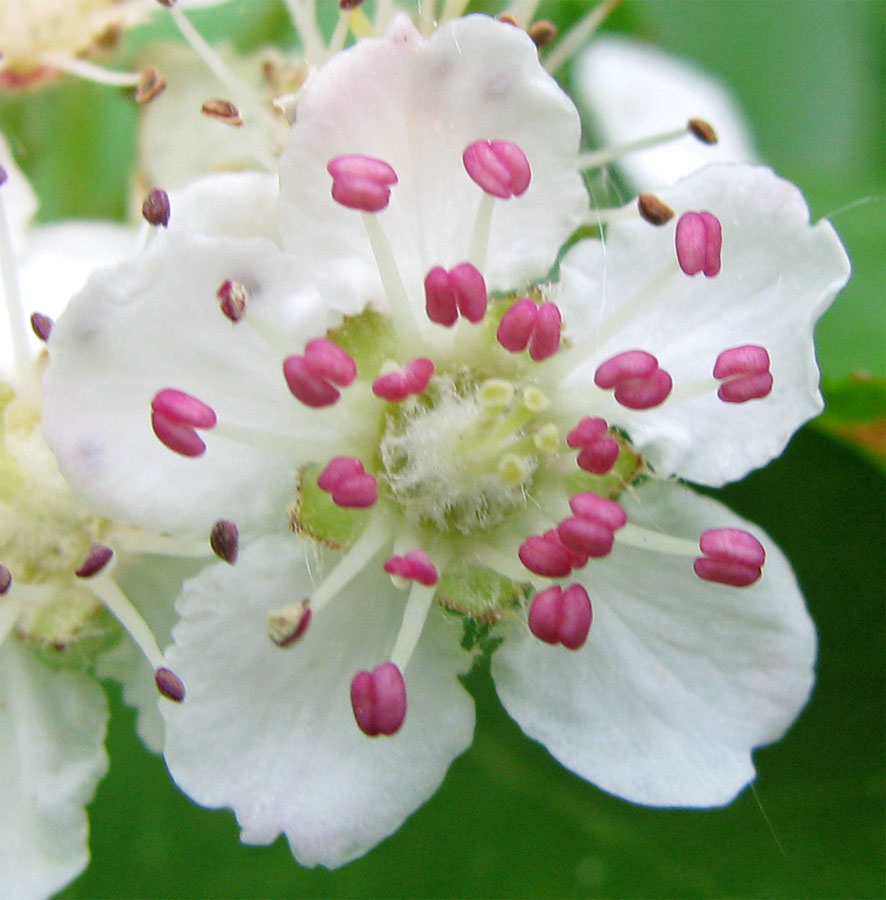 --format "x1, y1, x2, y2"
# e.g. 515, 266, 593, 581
42, 13, 848, 871
0, 134, 206, 899
574, 34, 758, 188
